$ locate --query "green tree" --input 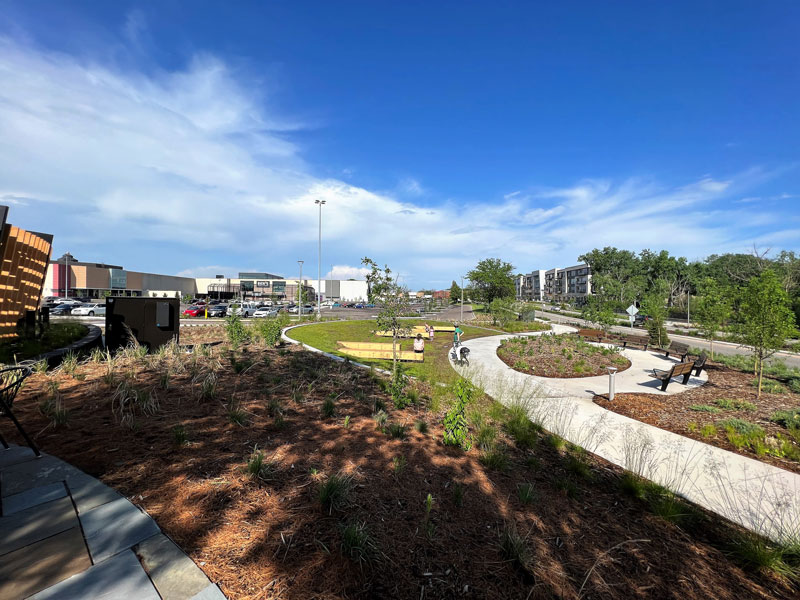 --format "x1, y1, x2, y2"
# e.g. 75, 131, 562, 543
581, 295, 617, 333
449, 280, 462, 305
361, 257, 411, 377
489, 297, 516, 328
733, 270, 797, 398
640, 280, 670, 348
467, 258, 515, 304
693, 278, 731, 359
